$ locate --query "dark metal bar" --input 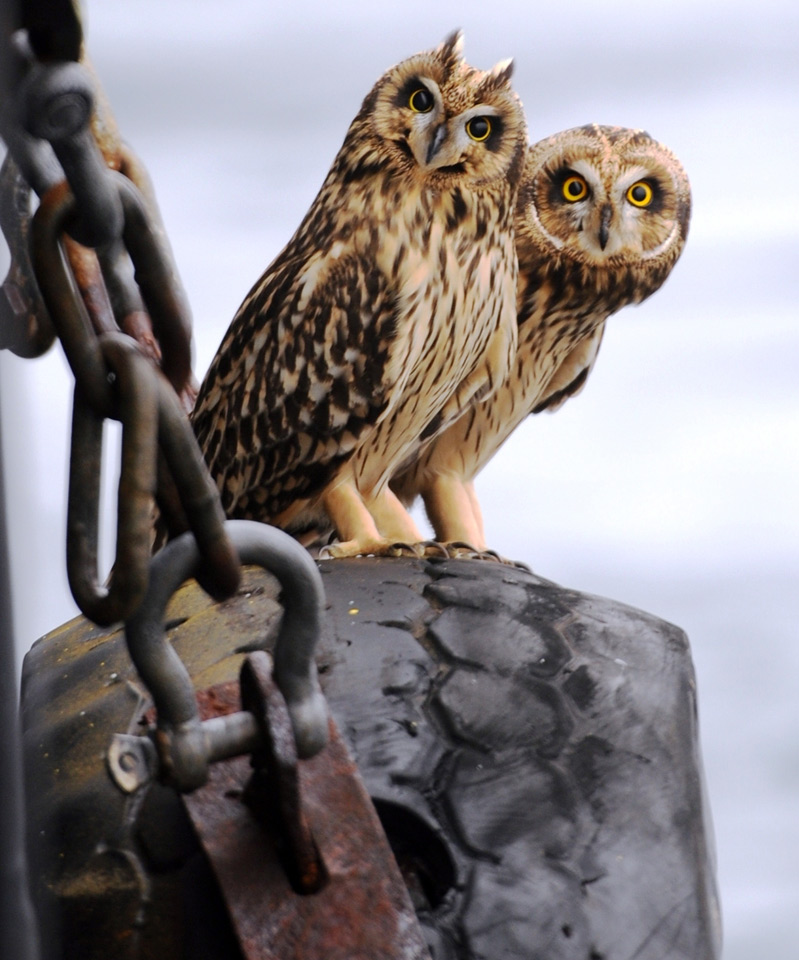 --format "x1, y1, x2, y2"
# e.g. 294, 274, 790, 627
204, 710, 261, 763
0, 3, 42, 954
117, 175, 194, 404
0, 395, 41, 960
